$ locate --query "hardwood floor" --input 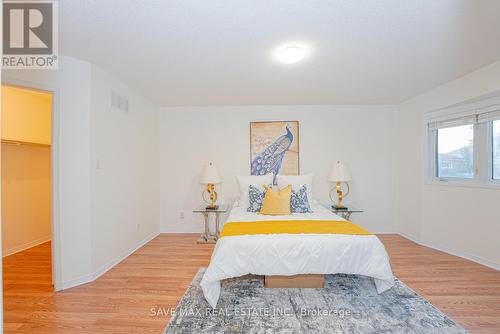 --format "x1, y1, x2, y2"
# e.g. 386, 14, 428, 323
3, 234, 500, 333
3, 242, 53, 333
